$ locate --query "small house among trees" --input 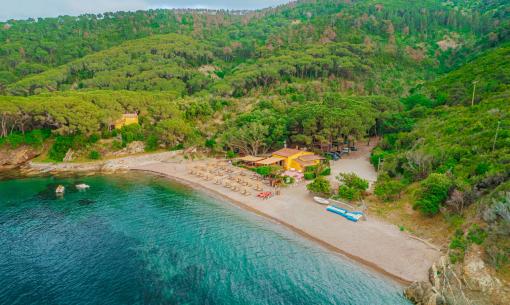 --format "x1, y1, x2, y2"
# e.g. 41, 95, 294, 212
114, 113, 139, 129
